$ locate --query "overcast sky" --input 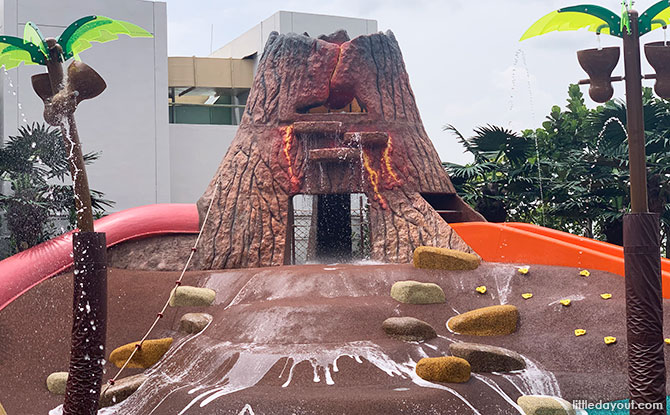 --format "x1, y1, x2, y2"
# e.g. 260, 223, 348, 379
165, 0, 669, 164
